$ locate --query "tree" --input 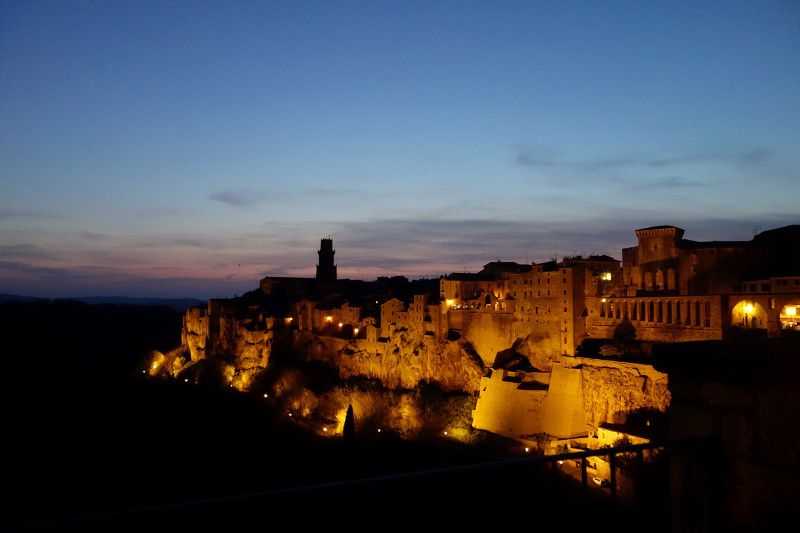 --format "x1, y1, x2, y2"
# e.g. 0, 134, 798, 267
613, 320, 636, 343
343, 404, 356, 442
